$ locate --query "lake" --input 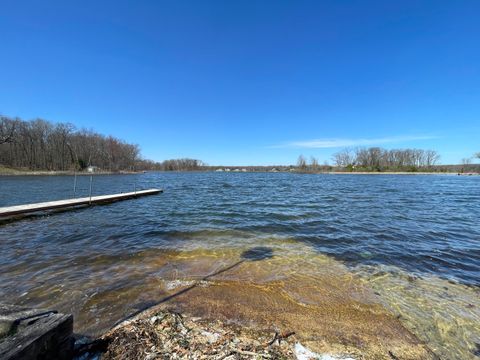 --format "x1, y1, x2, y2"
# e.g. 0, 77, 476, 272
1, 172, 479, 358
